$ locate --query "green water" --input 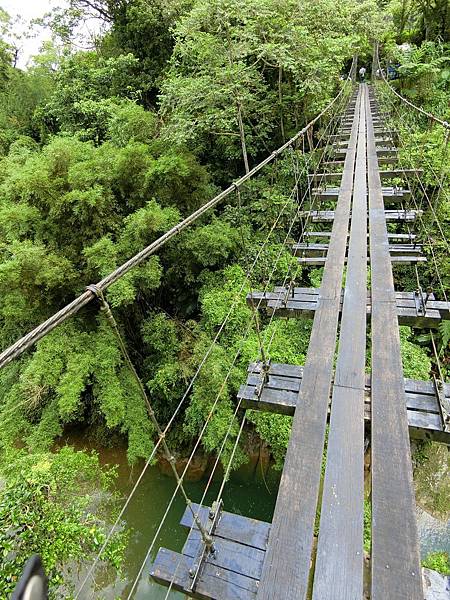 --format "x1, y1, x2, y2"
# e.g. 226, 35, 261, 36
75, 444, 280, 599
69, 440, 450, 598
